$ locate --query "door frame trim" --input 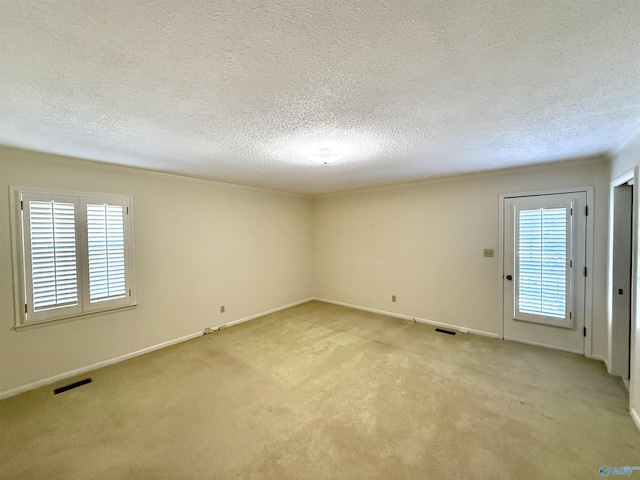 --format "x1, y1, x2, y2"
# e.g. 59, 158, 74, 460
498, 186, 595, 357
609, 169, 635, 374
